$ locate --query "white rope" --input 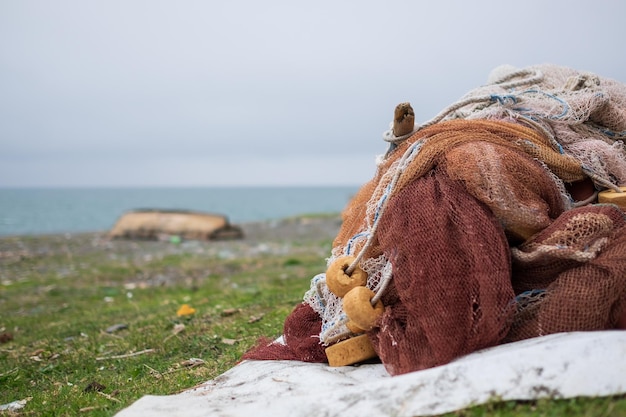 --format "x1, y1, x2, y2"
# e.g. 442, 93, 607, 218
490, 68, 544, 89
371, 259, 393, 305
345, 140, 425, 307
